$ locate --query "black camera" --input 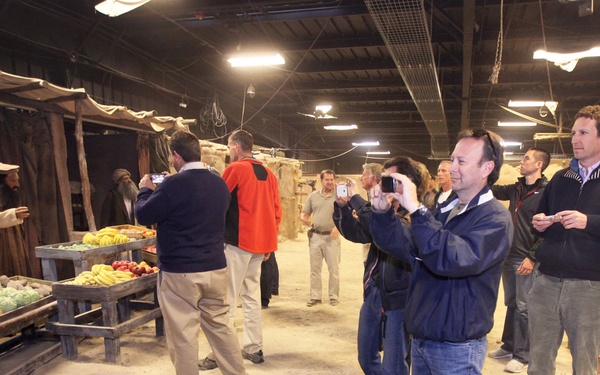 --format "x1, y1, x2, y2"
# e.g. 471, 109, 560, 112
381, 176, 398, 193
150, 173, 165, 184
